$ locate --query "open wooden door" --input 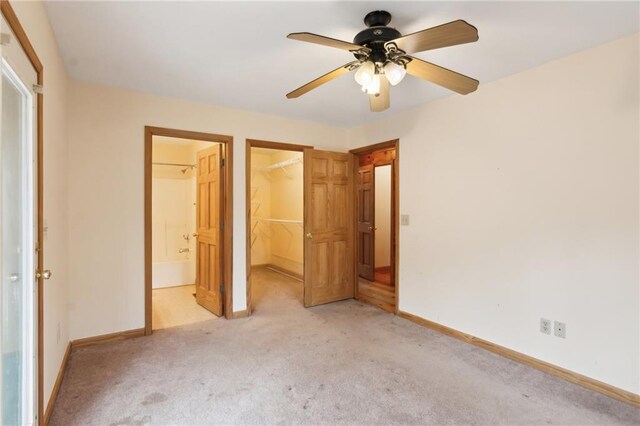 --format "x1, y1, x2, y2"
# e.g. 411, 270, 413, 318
195, 144, 223, 316
303, 149, 355, 307
357, 164, 375, 281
